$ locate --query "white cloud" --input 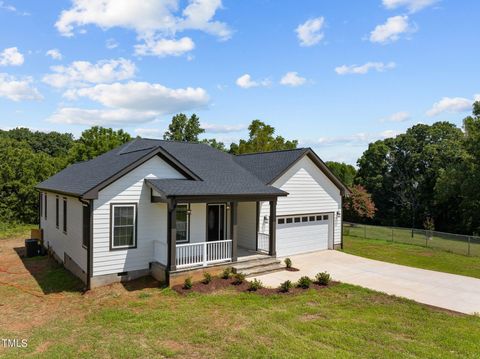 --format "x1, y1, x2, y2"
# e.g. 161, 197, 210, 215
106, 38, 119, 49
302, 130, 399, 147
49, 81, 209, 126
134, 128, 164, 138
55, 0, 231, 56
382, 0, 437, 13
201, 123, 247, 133
135, 37, 195, 57
46, 49, 63, 60
42, 58, 136, 88
426, 95, 479, 117
0, 73, 42, 101
280, 72, 306, 87
381, 111, 411, 122
0, 47, 24, 66
335, 62, 396, 75
235, 74, 270, 89
296, 17, 325, 47
0, 1, 29, 15
369, 15, 414, 44
48, 108, 159, 126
